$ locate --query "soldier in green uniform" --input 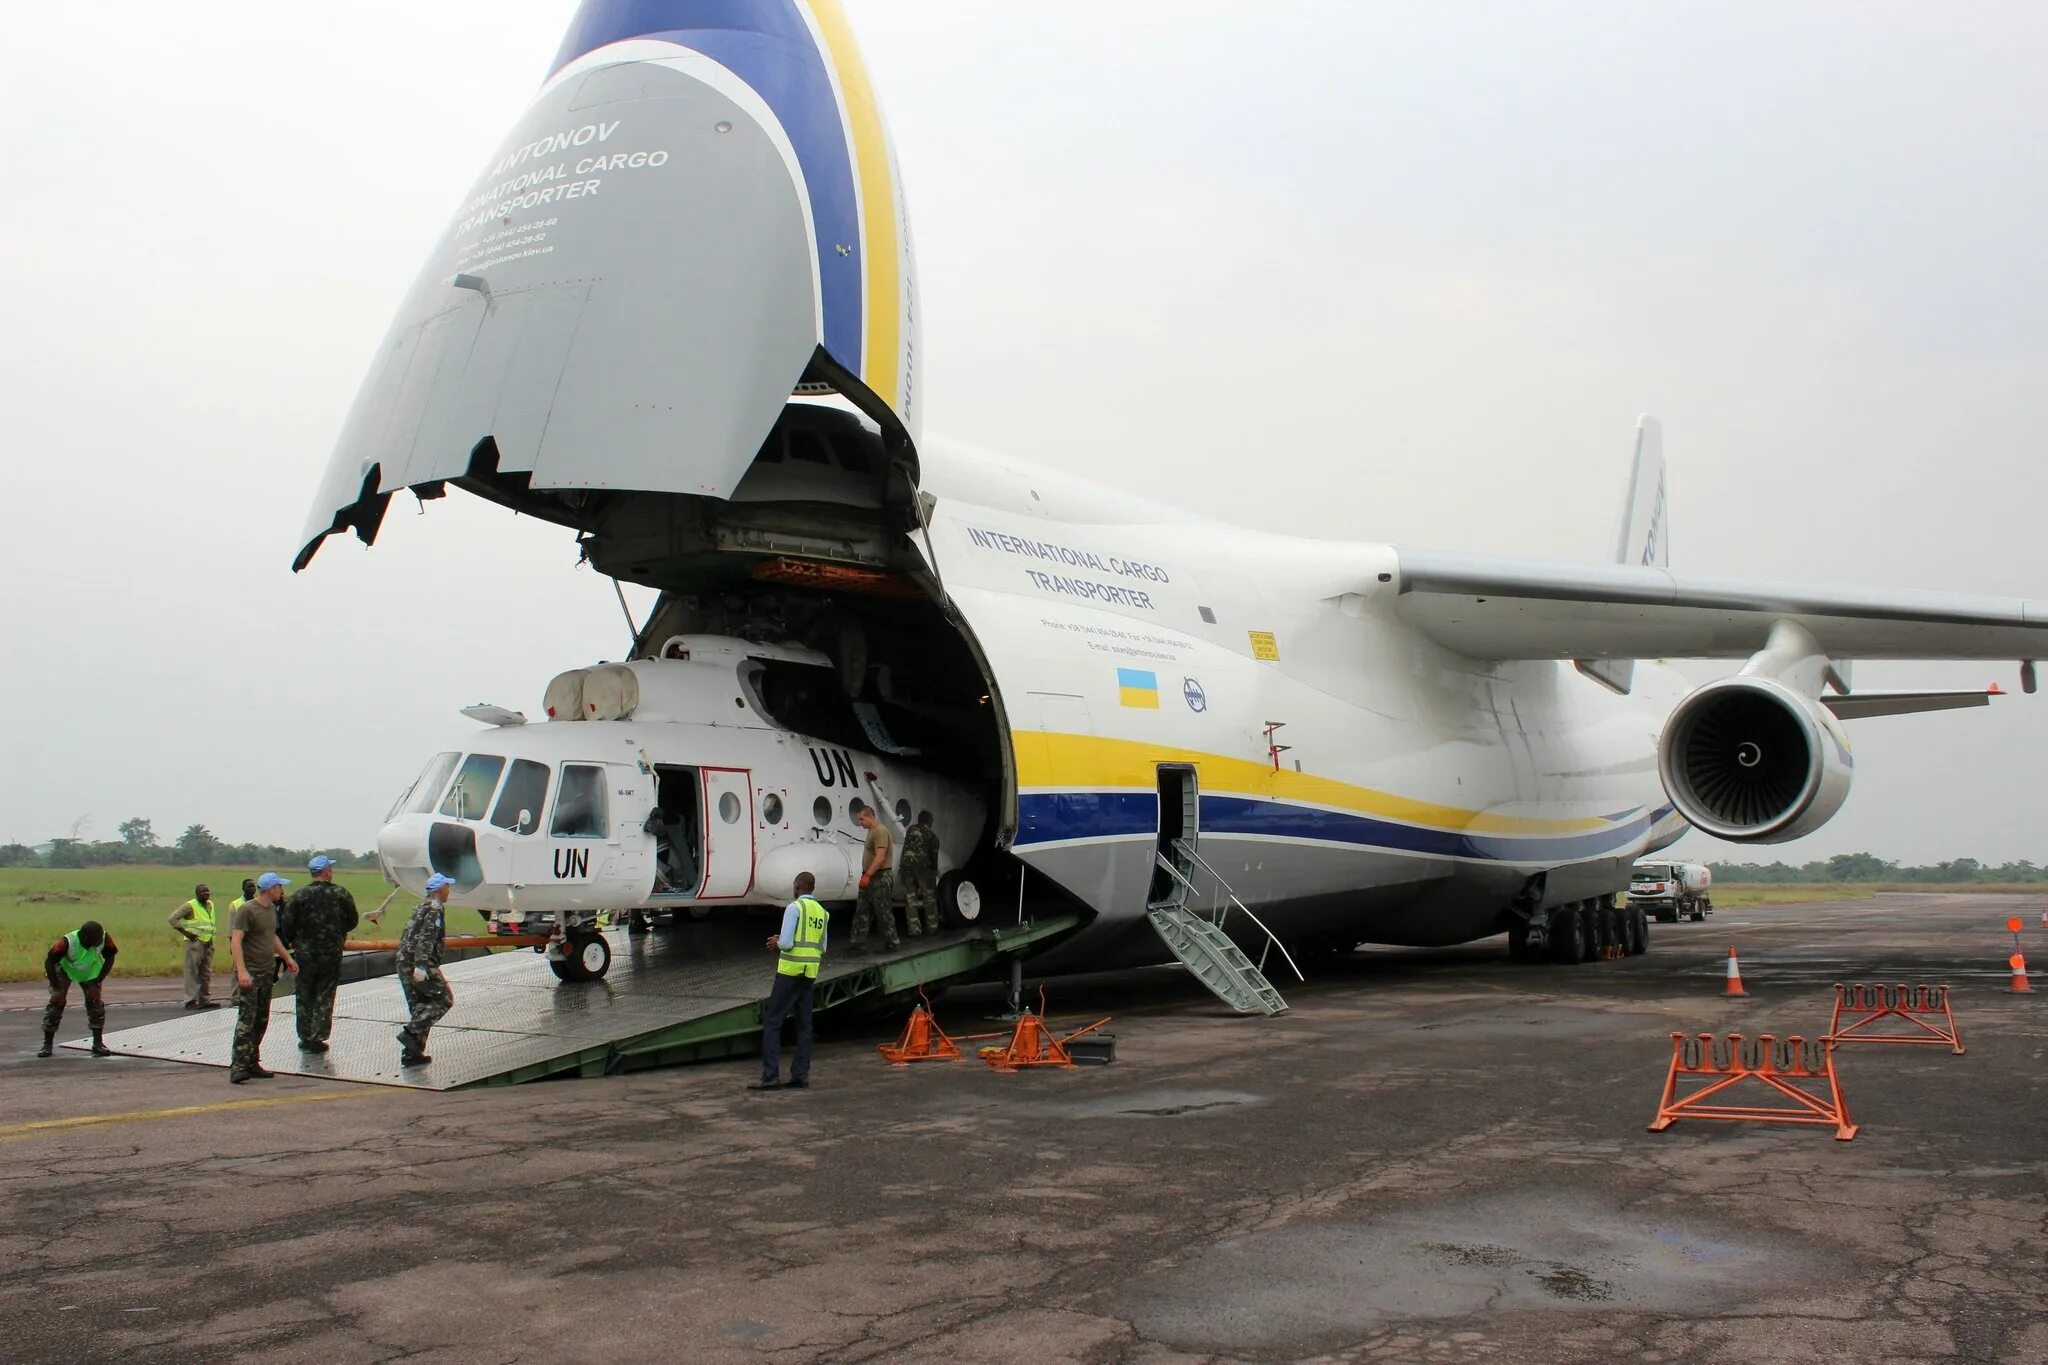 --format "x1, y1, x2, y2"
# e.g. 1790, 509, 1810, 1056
396, 874, 457, 1067
167, 883, 223, 1009
225, 878, 257, 1007
848, 805, 898, 951
278, 855, 358, 1054
228, 873, 298, 1084
38, 921, 118, 1058
900, 810, 941, 939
